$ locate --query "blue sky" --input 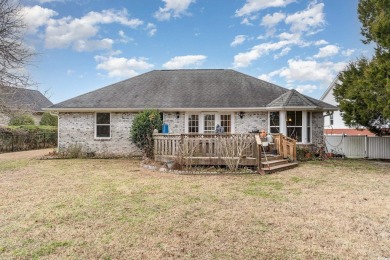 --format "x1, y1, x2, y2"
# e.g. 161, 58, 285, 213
20, 0, 370, 104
